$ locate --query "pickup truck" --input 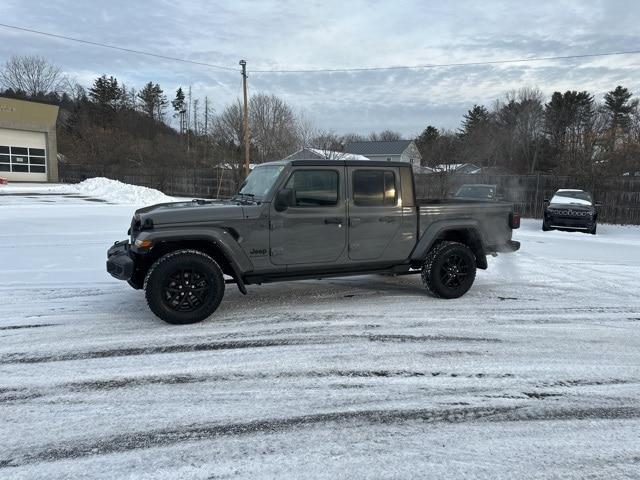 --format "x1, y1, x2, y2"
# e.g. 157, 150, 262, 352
107, 159, 520, 324
452, 184, 501, 201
